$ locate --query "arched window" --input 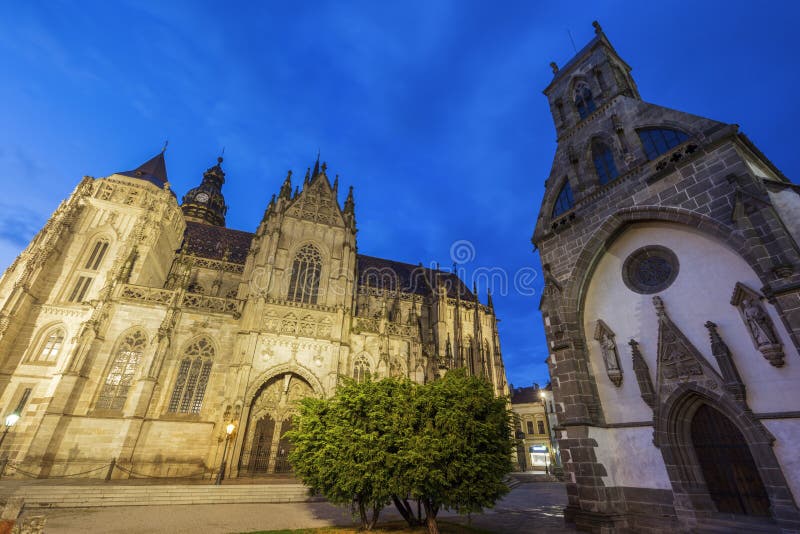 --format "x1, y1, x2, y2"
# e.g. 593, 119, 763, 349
353, 354, 371, 383
67, 238, 110, 303
168, 337, 214, 414
592, 141, 619, 185
526, 421, 534, 434
552, 181, 574, 218
287, 244, 322, 304
537, 420, 546, 434
574, 83, 596, 119
638, 128, 689, 160
29, 327, 65, 364
96, 329, 147, 411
